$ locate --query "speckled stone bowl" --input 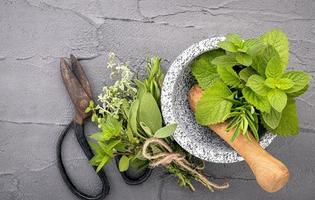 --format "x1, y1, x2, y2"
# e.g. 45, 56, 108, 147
161, 37, 276, 163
